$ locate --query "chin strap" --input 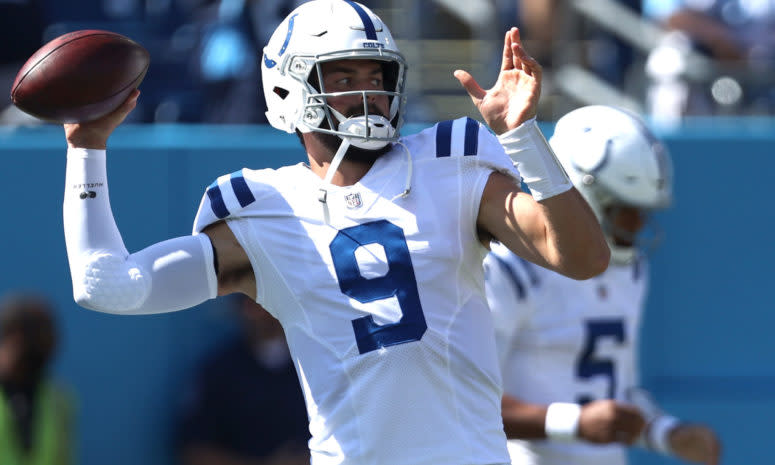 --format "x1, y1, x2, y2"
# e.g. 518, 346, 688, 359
315, 122, 412, 225
391, 140, 412, 201
329, 107, 394, 150
318, 138, 351, 225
